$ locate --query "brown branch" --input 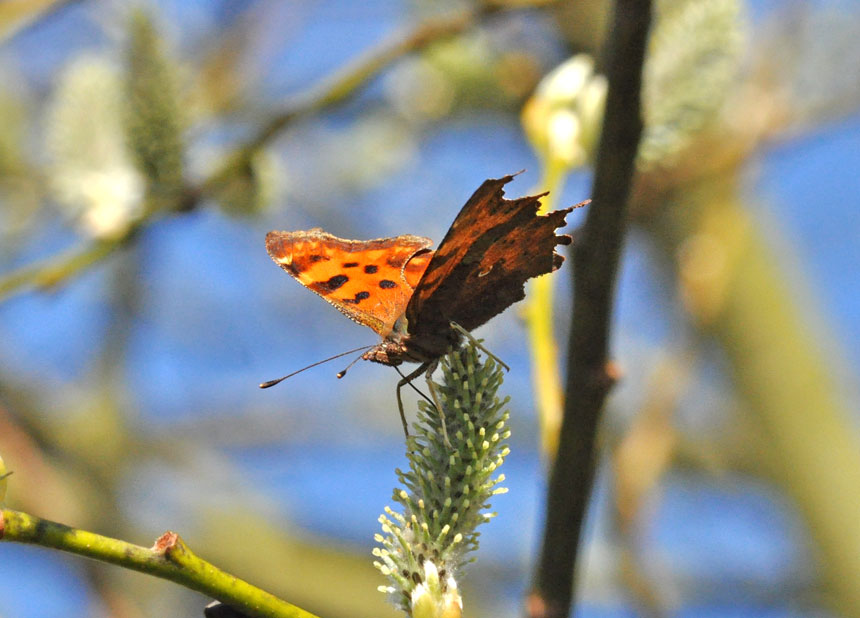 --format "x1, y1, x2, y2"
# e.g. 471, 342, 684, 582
529, 1, 652, 617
